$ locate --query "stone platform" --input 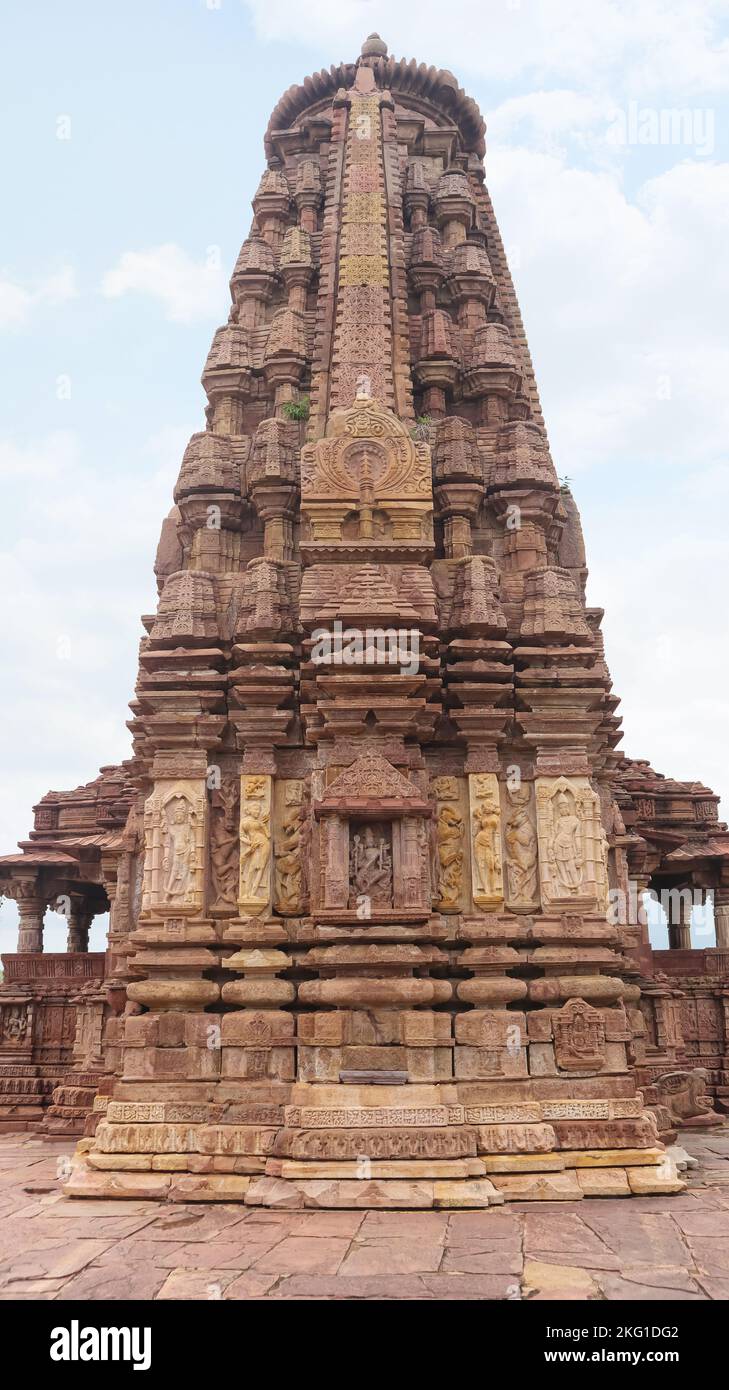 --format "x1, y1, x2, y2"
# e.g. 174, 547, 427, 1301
63, 1079, 684, 1206
0, 1127, 728, 1300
